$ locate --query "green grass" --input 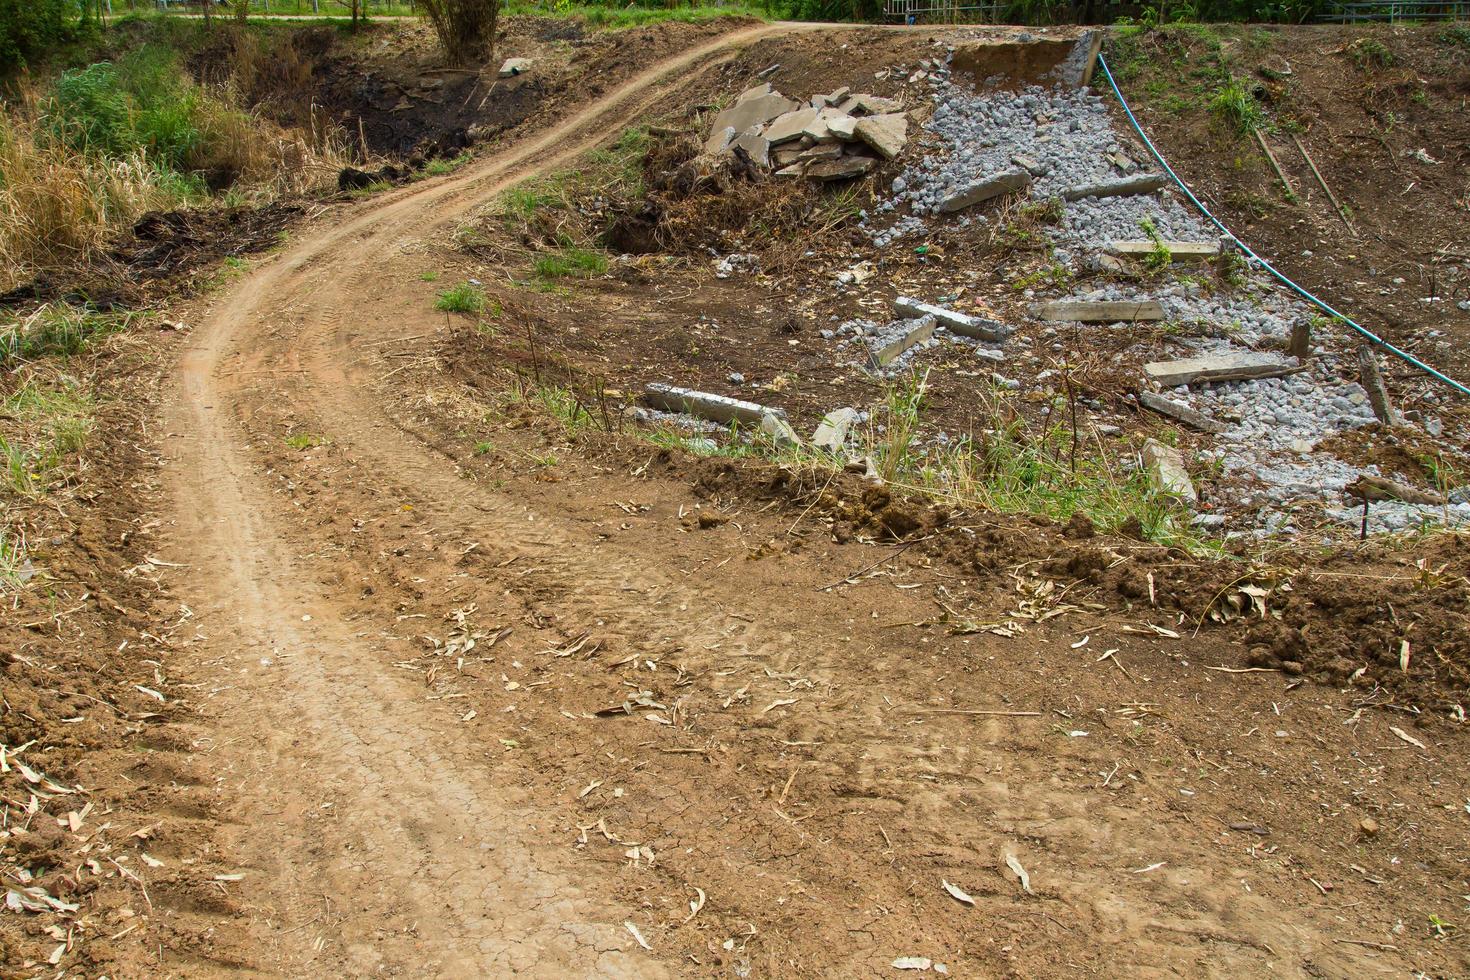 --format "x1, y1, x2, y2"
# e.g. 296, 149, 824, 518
1209, 79, 1263, 134
500, 2, 765, 29
0, 527, 28, 590
533, 247, 608, 281
420, 270, 439, 282
0, 376, 94, 496
435, 281, 489, 314
285, 432, 325, 450
0, 305, 135, 367
424, 151, 472, 176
